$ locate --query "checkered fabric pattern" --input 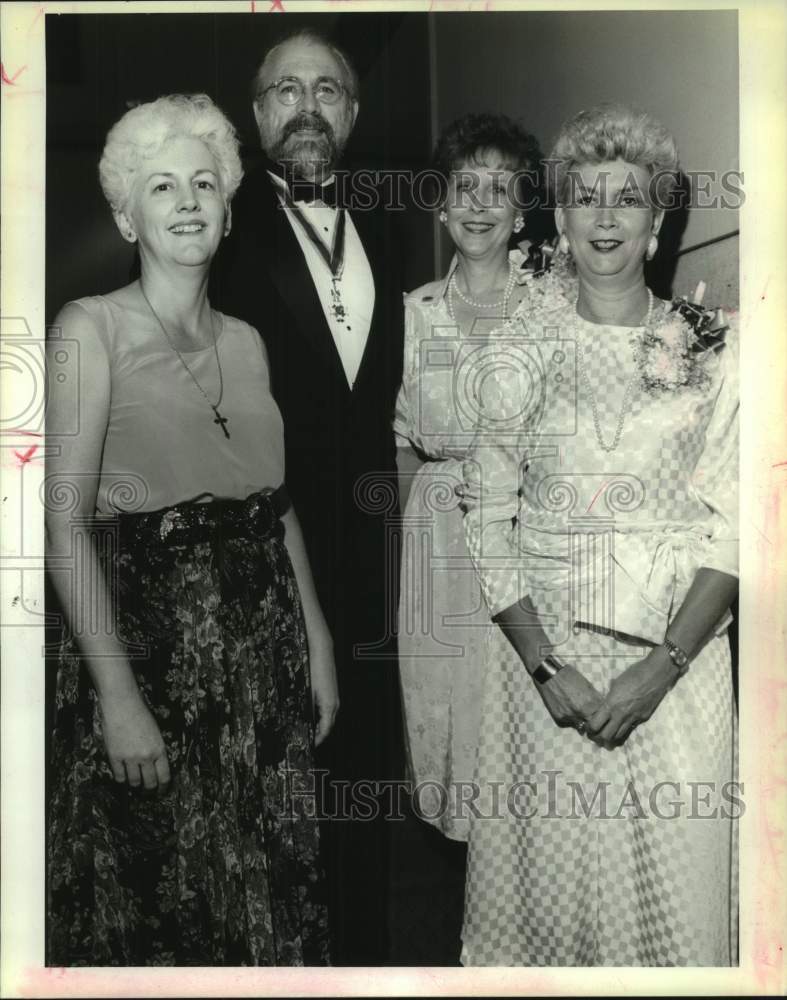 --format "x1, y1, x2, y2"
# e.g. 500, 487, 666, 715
575, 323, 644, 443
461, 587, 738, 967
457, 305, 739, 965
464, 313, 739, 640
638, 416, 706, 517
